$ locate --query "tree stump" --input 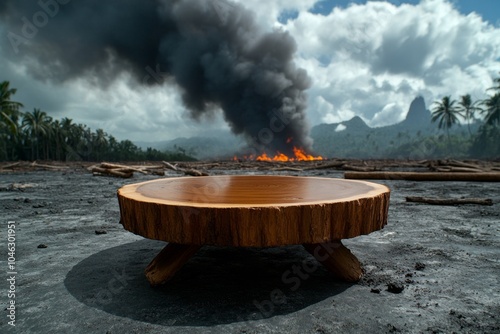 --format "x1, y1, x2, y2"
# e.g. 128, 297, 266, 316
118, 175, 390, 286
